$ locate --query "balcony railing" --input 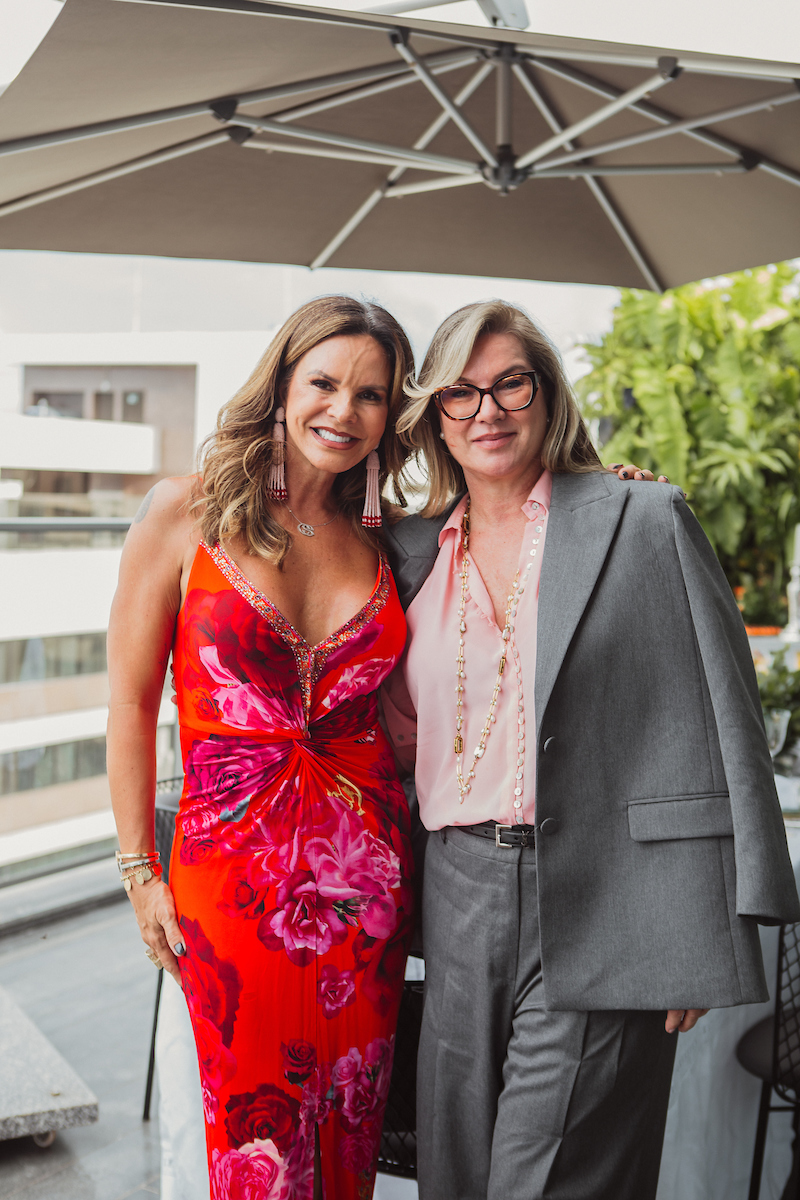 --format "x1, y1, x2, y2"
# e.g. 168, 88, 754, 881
0, 517, 132, 548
